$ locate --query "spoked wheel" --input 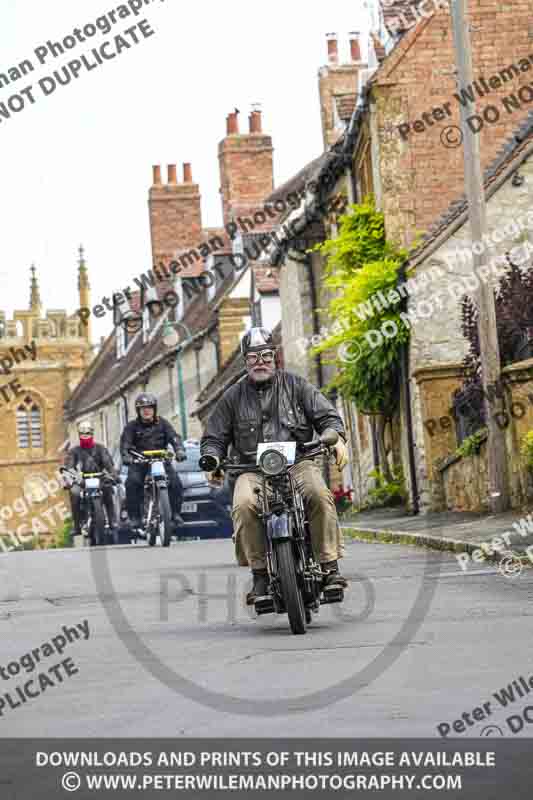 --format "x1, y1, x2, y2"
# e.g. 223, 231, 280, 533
159, 488, 172, 548
90, 498, 106, 546
276, 540, 306, 635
